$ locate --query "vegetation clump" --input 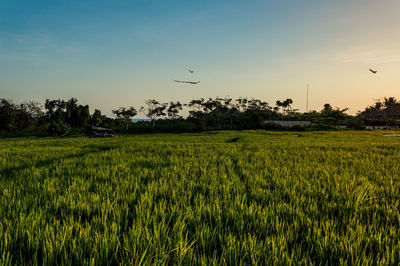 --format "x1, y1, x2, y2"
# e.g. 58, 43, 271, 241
1, 96, 400, 137
47, 120, 71, 137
